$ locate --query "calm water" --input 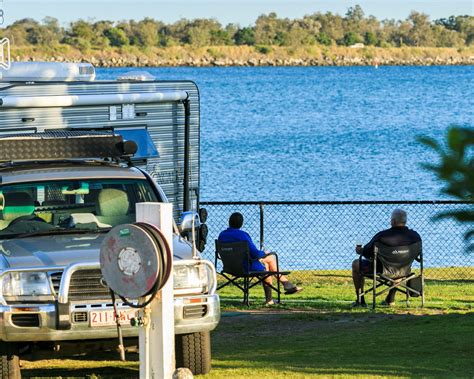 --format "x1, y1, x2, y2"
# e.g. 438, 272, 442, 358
98, 66, 474, 269
98, 66, 474, 201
